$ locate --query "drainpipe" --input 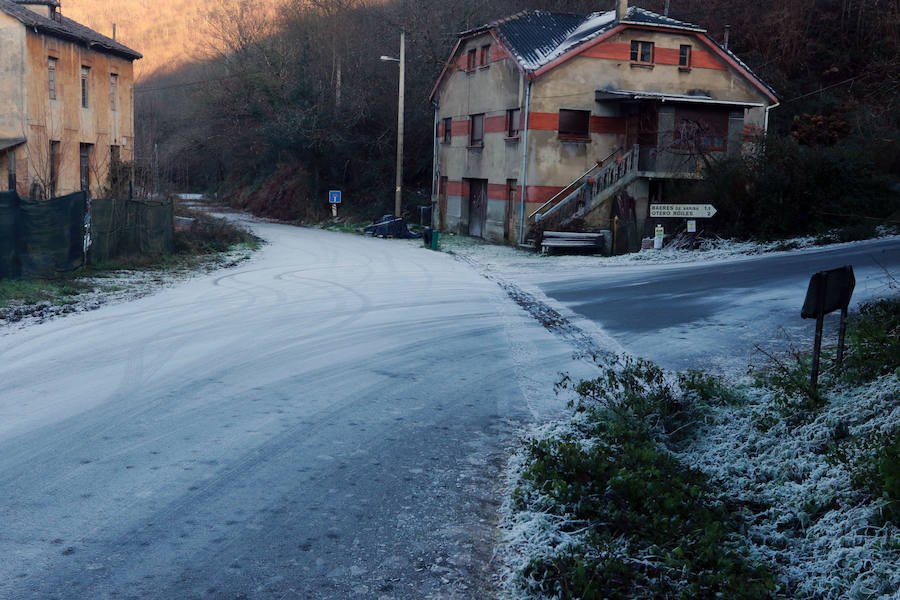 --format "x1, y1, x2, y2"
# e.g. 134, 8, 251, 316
517, 80, 533, 246
764, 101, 780, 135
431, 100, 439, 229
